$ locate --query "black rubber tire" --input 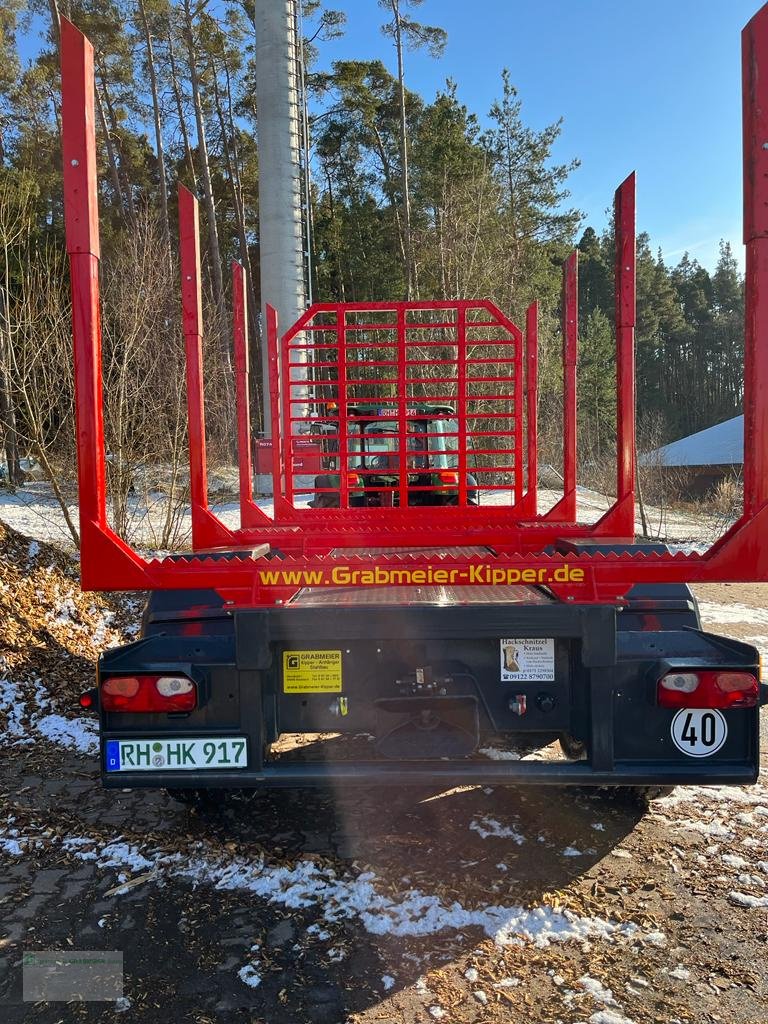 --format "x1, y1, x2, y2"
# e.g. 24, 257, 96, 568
166, 787, 227, 811
585, 785, 675, 811
558, 733, 587, 760
629, 785, 675, 809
